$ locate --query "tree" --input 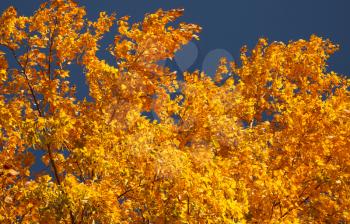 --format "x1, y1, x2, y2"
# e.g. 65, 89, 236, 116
0, 0, 349, 223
